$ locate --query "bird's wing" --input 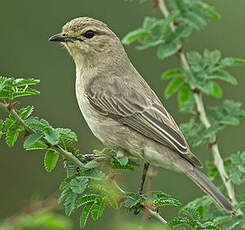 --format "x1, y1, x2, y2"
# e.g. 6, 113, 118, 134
86, 76, 202, 167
